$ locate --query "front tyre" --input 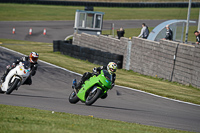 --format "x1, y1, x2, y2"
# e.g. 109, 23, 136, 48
6, 79, 20, 95
69, 90, 79, 104
85, 87, 102, 106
